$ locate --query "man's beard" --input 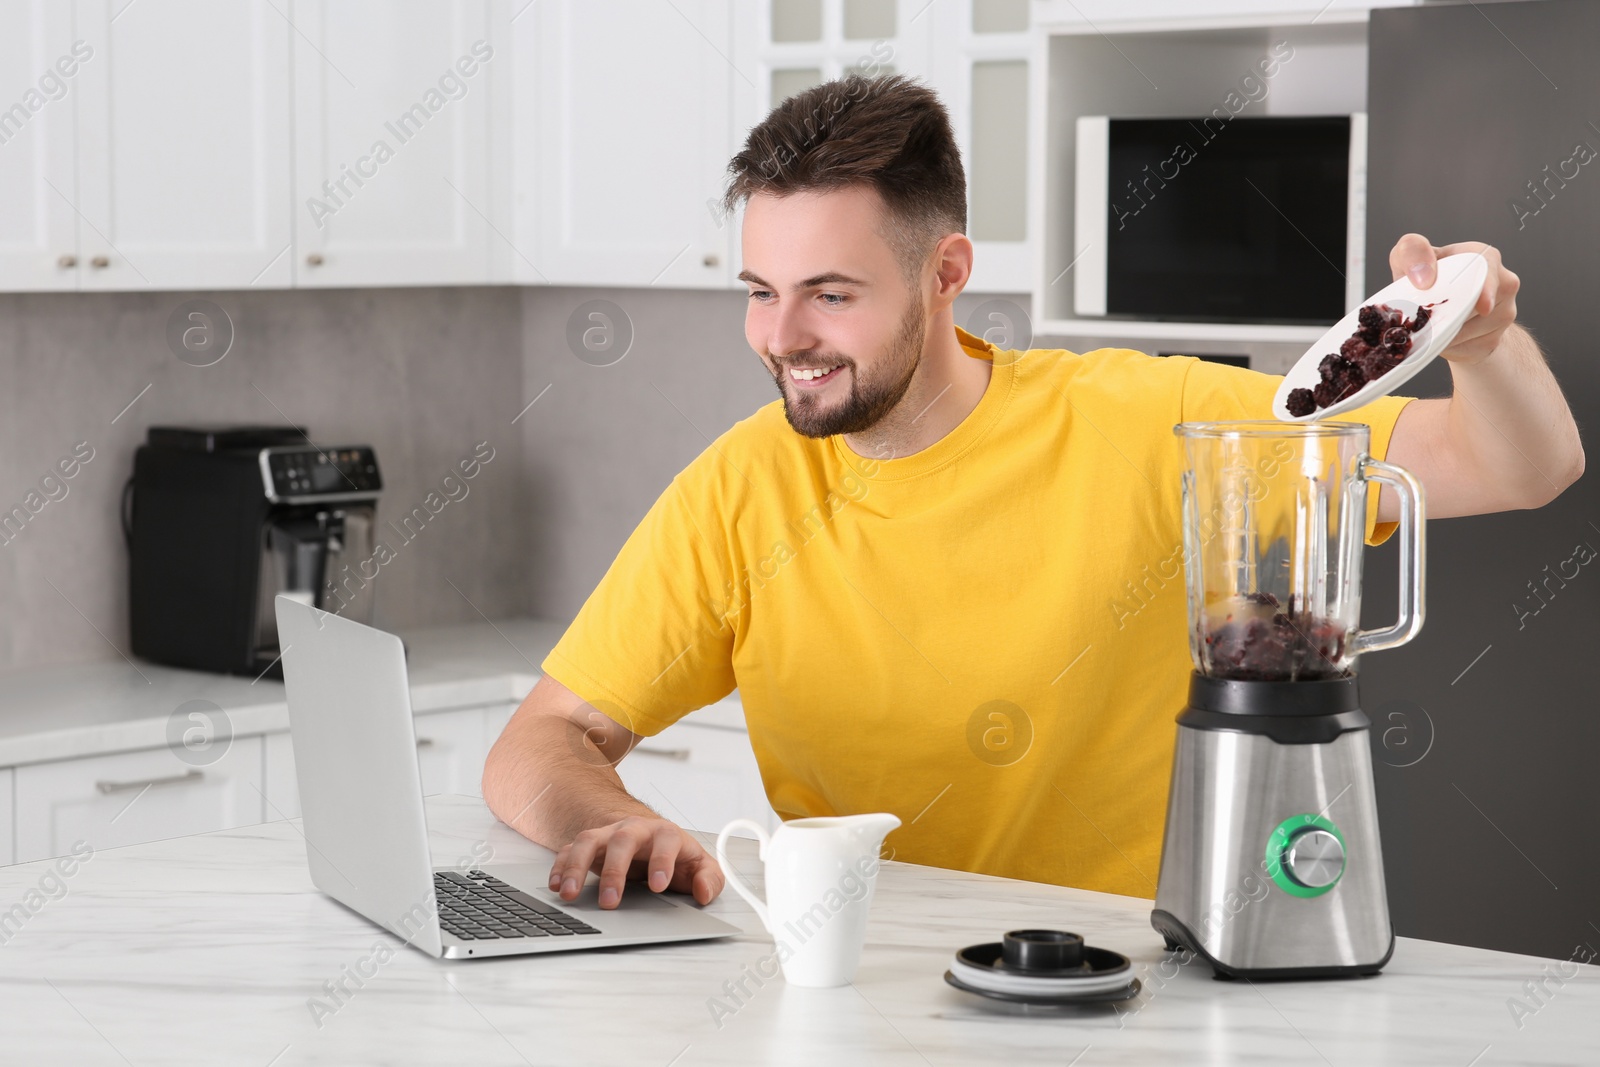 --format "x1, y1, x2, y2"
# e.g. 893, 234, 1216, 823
772, 294, 926, 439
